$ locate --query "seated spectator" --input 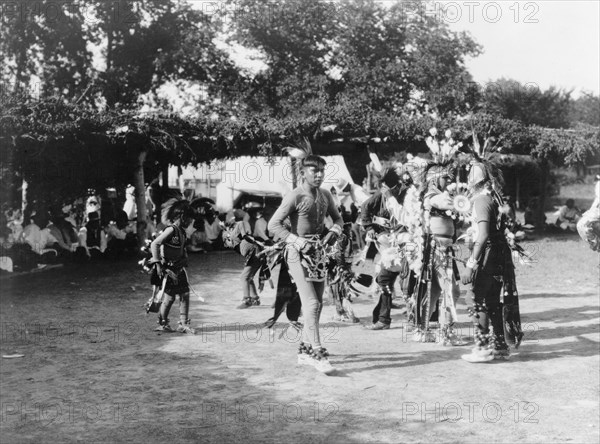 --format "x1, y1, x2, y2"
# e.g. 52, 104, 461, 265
204, 211, 224, 250
47, 216, 78, 254
0, 227, 14, 273
6, 209, 24, 244
555, 199, 581, 232
76, 211, 107, 261
86, 193, 101, 221
1, 236, 39, 272
105, 210, 137, 258
524, 198, 545, 227
62, 203, 80, 232
21, 213, 60, 263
